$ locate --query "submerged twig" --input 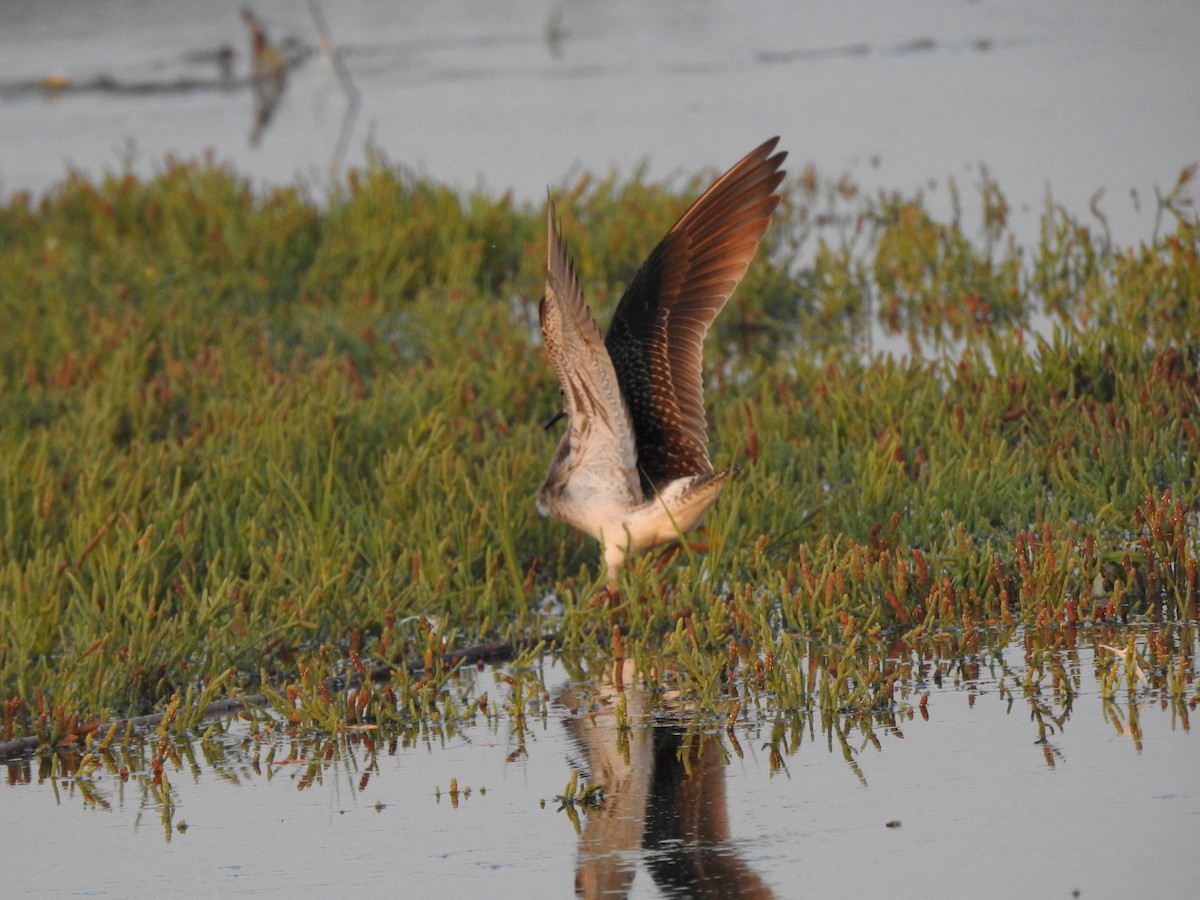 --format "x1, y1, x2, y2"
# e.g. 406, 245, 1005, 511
0, 633, 560, 762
